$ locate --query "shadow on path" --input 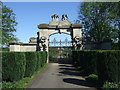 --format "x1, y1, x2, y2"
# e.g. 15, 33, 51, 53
63, 78, 96, 87
58, 58, 99, 88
